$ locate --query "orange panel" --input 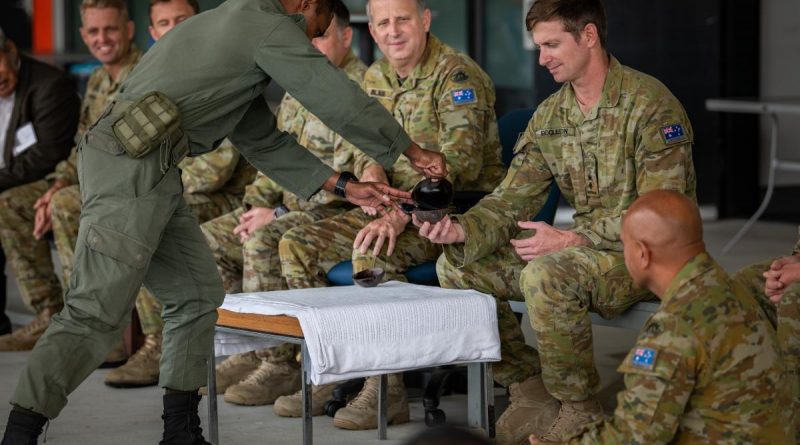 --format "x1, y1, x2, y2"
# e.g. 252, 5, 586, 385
33, 0, 54, 54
